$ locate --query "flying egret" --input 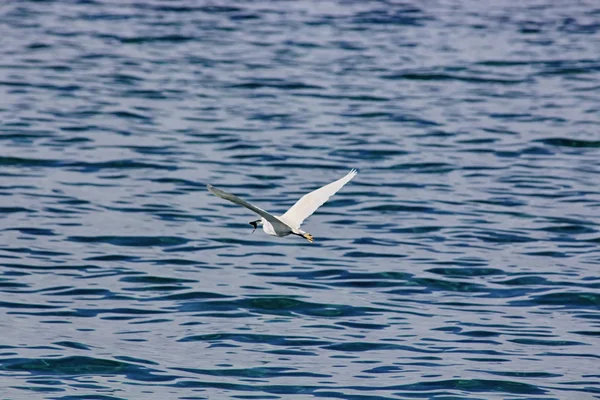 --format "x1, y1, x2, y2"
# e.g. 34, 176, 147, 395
207, 169, 357, 243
